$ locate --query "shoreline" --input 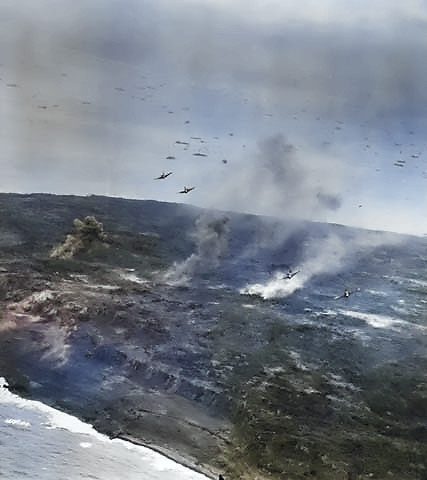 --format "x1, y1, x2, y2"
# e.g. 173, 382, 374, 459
1, 376, 220, 480
115, 432, 218, 479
